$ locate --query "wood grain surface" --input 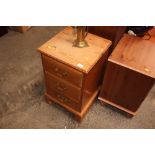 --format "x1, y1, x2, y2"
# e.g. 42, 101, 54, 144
99, 62, 154, 113
109, 28, 155, 78
38, 27, 112, 73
